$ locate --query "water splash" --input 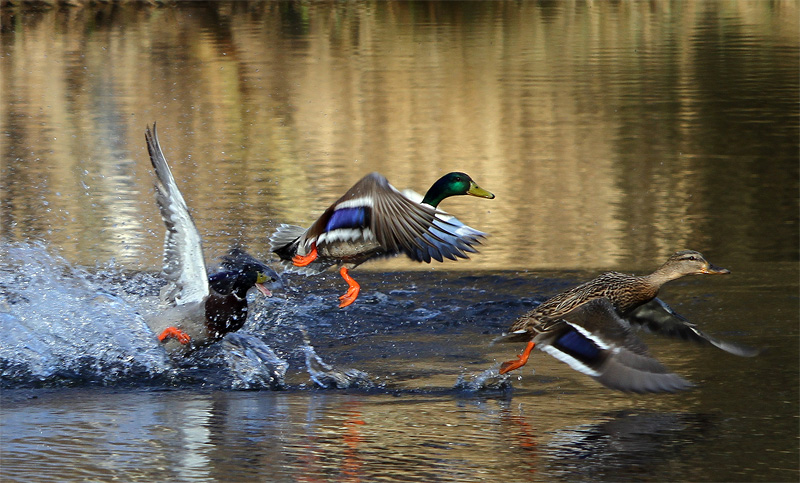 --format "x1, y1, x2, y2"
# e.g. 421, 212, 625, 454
454, 366, 514, 393
220, 333, 288, 390
0, 242, 290, 389
300, 329, 373, 389
0, 242, 172, 386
